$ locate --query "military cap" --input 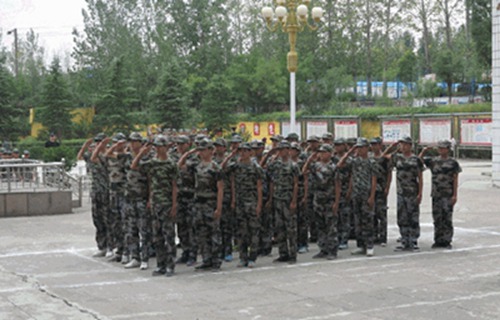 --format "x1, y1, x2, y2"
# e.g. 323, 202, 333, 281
195, 134, 207, 142
286, 132, 299, 141
270, 135, 282, 142
230, 135, 243, 143
196, 139, 214, 150
238, 142, 252, 150
370, 137, 382, 144
94, 132, 106, 142
0, 147, 4, 153
290, 142, 301, 151
23, 150, 30, 155
321, 132, 334, 141
153, 135, 169, 146
318, 144, 333, 153
278, 141, 291, 149
128, 132, 143, 141
398, 135, 413, 144
307, 135, 320, 143
12, 148, 19, 153
346, 137, 357, 145
437, 139, 452, 148
213, 138, 227, 147
251, 140, 265, 149
176, 135, 190, 144
112, 132, 127, 142
4, 149, 12, 155
355, 137, 369, 147
334, 137, 346, 145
